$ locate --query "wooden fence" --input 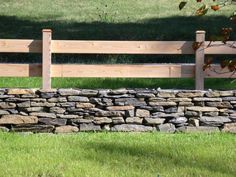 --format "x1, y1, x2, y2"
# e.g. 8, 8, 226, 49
0, 29, 236, 90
